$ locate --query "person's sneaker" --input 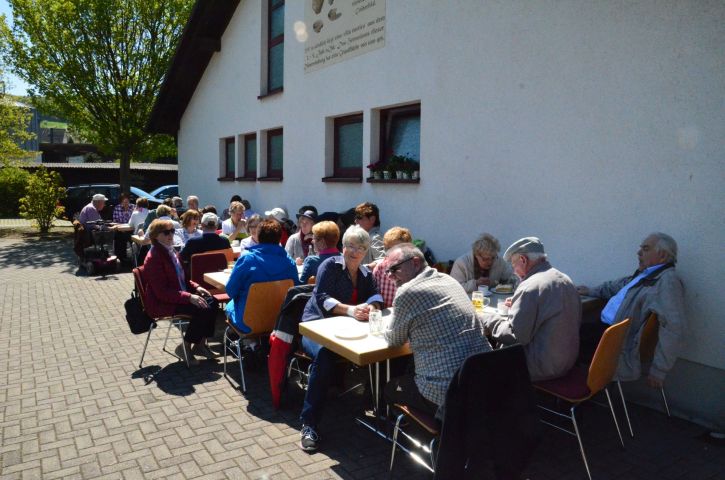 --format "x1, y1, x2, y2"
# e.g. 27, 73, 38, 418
175, 344, 199, 366
299, 425, 319, 452
191, 343, 215, 359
